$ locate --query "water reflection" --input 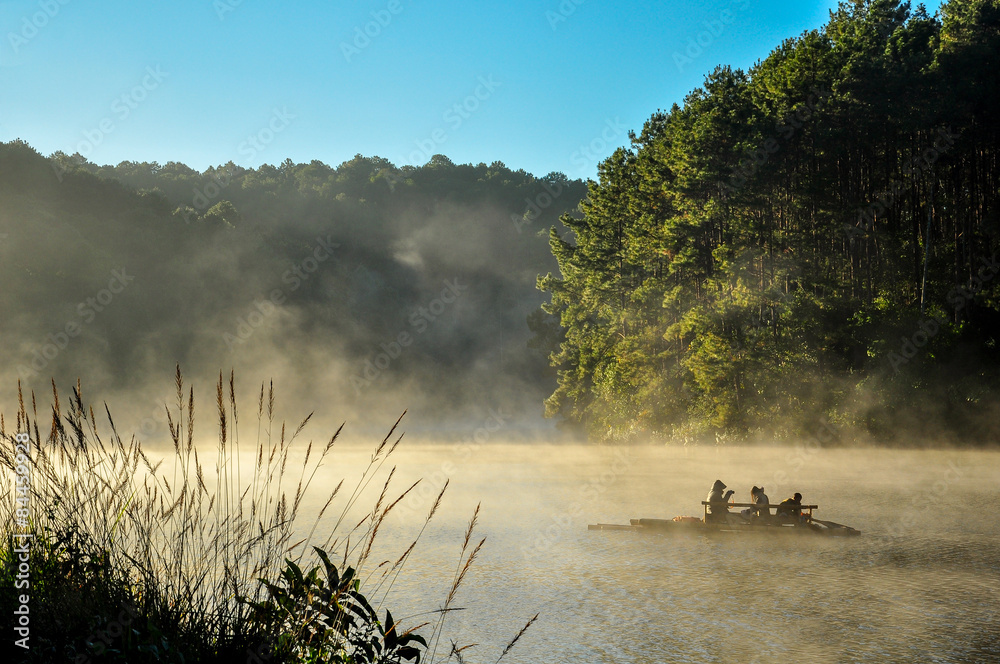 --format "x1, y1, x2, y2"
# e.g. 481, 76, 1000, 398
256, 442, 1000, 663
